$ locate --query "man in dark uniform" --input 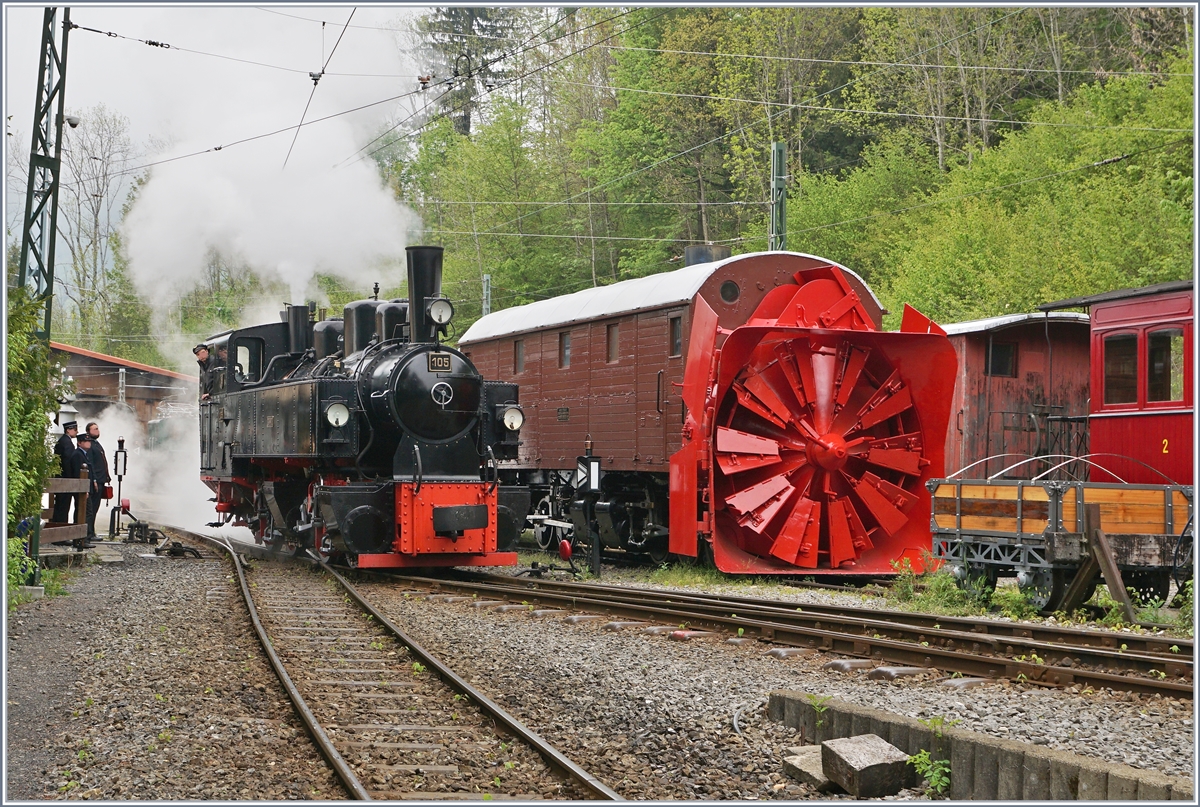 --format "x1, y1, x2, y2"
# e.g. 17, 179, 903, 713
52, 421, 78, 522
194, 344, 213, 400
84, 422, 111, 540
69, 433, 93, 539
